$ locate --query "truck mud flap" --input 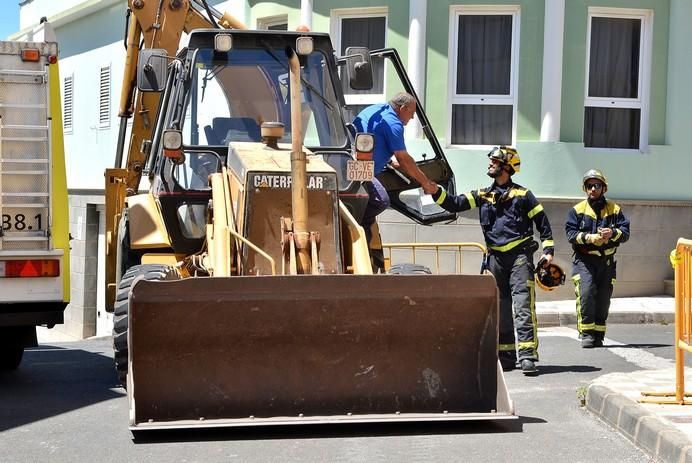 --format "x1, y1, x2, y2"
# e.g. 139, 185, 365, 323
127, 274, 513, 429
